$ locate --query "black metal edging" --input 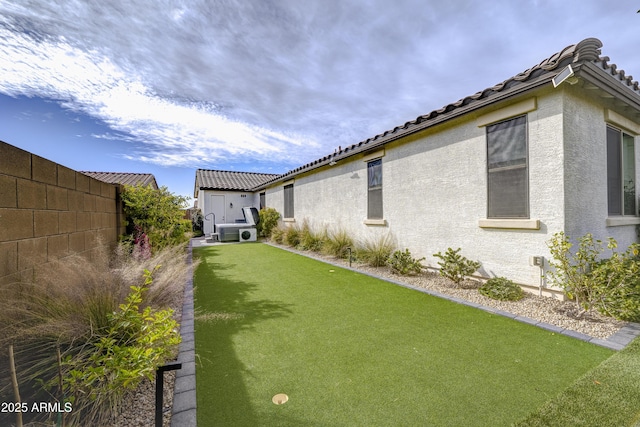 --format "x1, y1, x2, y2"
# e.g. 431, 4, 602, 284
156, 362, 182, 427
